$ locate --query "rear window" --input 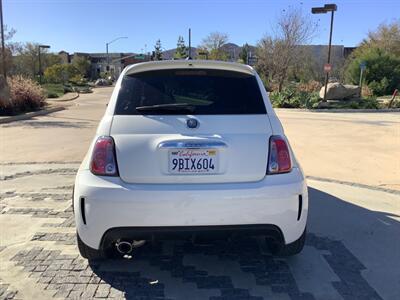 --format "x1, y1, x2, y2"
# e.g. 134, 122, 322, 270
114, 68, 266, 115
